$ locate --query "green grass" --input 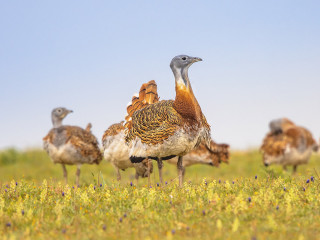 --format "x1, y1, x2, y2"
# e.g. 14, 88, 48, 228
0, 149, 320, 239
